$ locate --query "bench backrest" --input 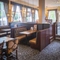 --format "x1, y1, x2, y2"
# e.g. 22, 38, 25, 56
36, 28, 50, 51
11, 27, 27, 38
